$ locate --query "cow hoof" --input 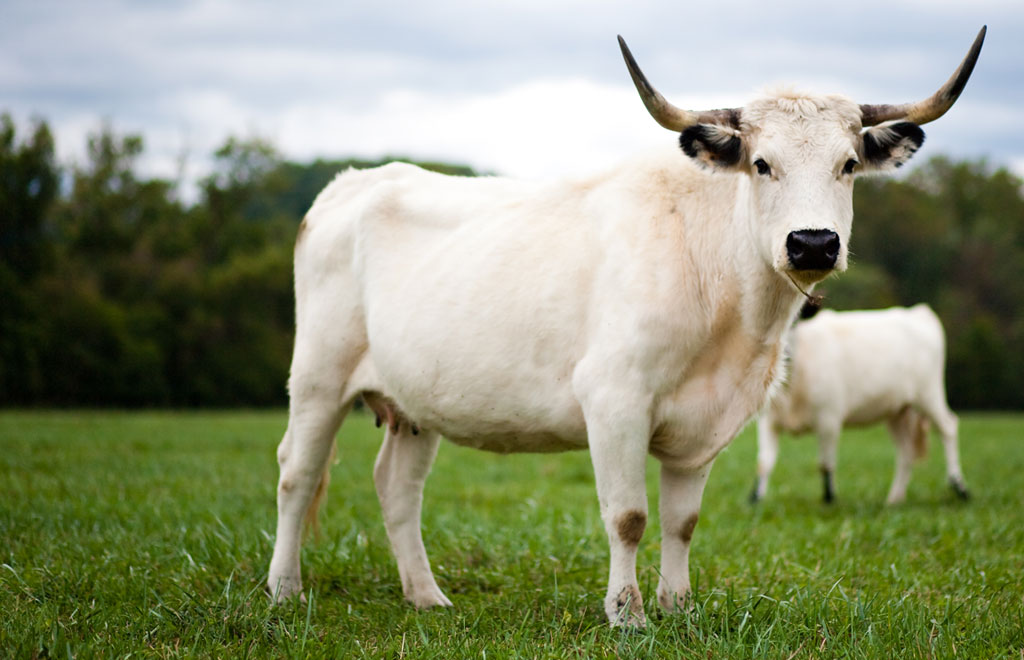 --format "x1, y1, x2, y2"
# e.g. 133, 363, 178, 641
407, 585, 453, 609
607, 585, 646, 628
822, 471, 836, 504
748, 477, 763, 504
266, 576, 304, 604
656, 588, 692, 613
950, 479, 970, 501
